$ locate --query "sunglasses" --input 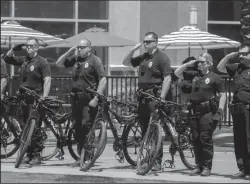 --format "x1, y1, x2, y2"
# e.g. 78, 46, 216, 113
143, 40, 155, 44
238, 52, 250, 56
26, 44, 37, 49
77, 46, 89, 50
